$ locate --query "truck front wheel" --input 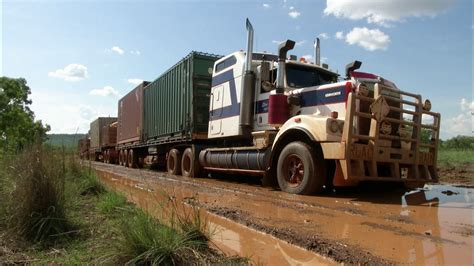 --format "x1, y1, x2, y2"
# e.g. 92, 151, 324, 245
277, 141, 325, 195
